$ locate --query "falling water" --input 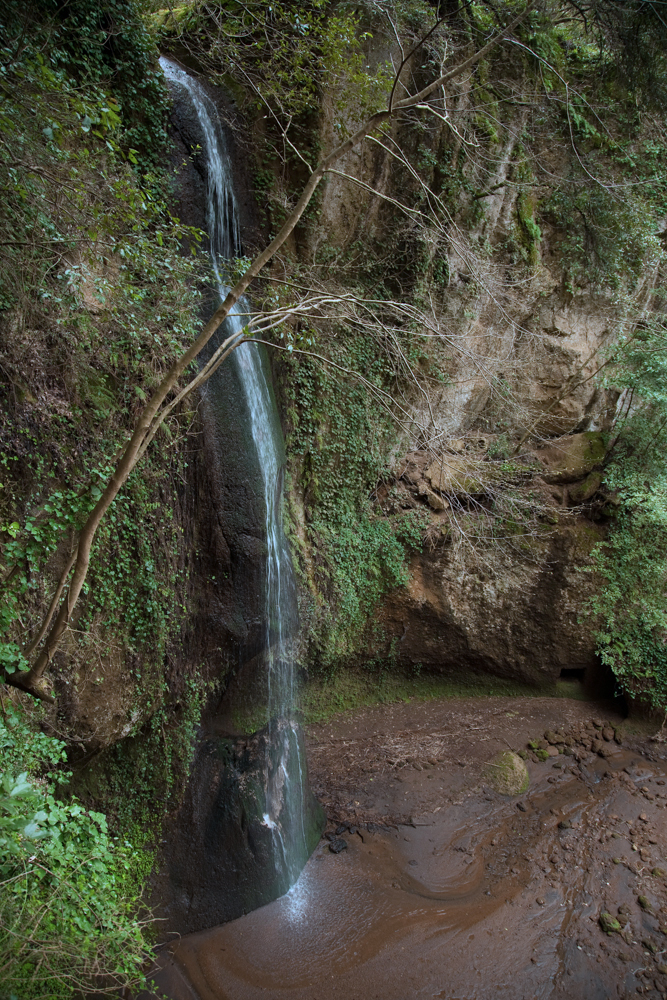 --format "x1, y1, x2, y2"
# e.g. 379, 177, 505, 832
161, 57, 310, 890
